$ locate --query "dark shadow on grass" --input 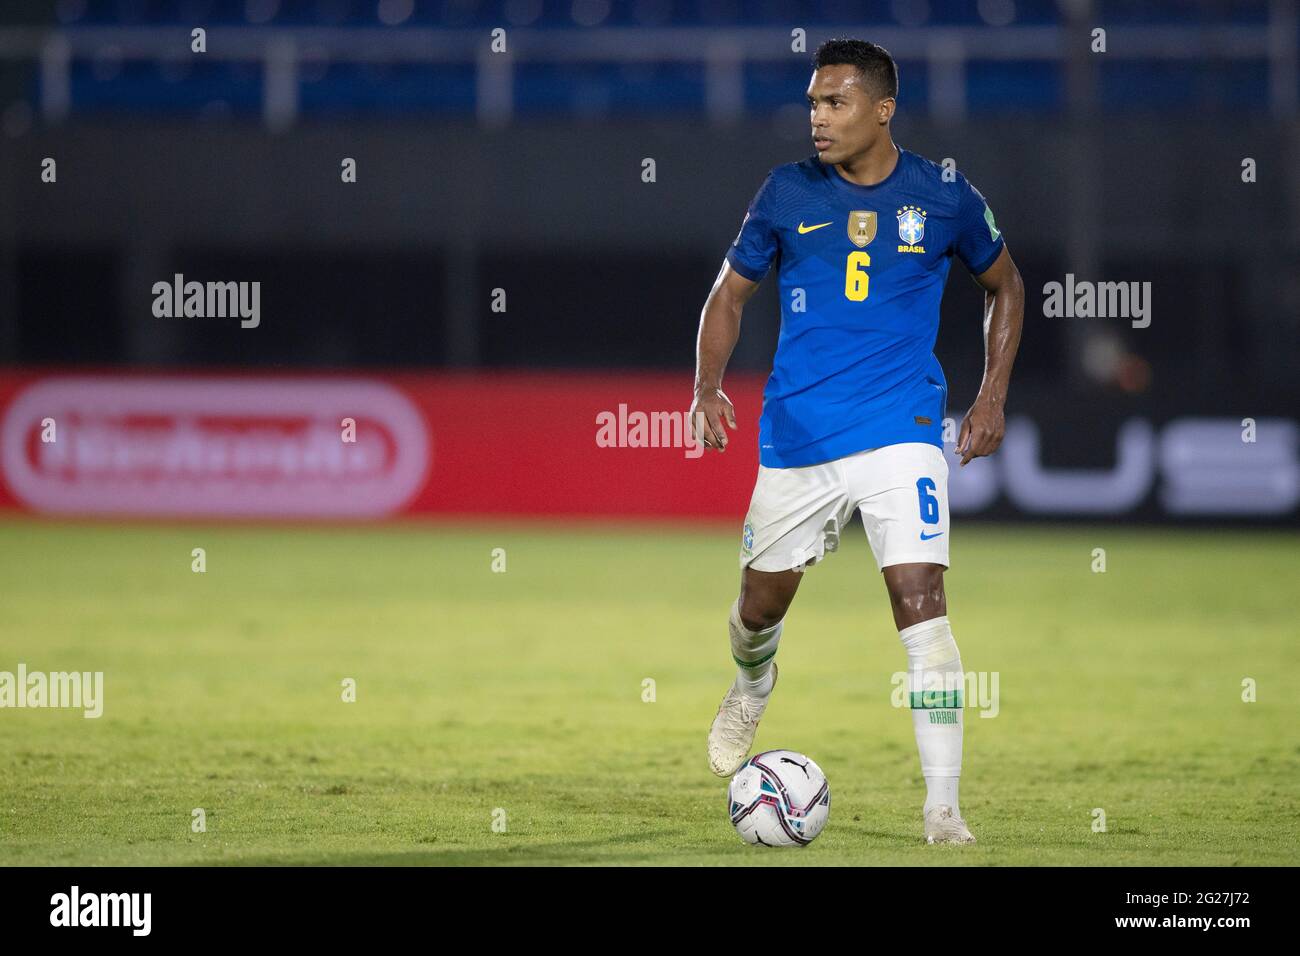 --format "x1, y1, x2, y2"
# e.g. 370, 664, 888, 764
199, 827, 694, 866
